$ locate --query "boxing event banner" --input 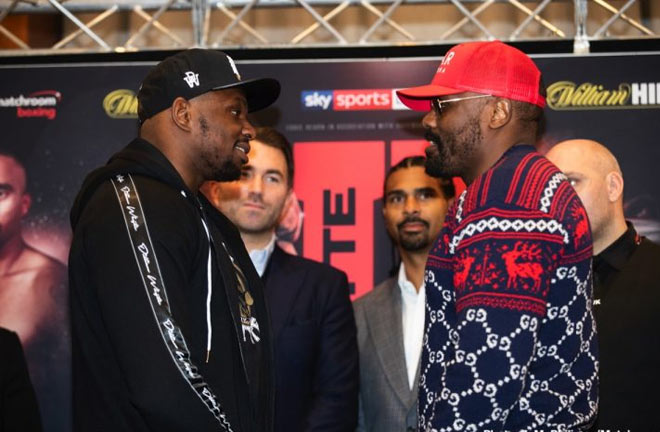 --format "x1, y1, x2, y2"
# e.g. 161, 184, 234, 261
1, 51, 660, 431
